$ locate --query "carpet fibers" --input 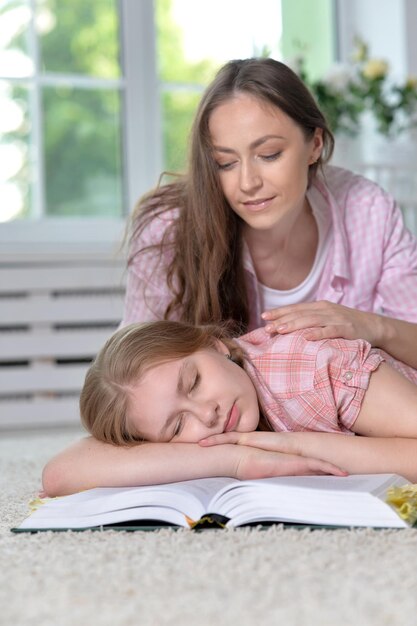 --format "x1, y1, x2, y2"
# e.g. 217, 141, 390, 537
1, 428, 417, 626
